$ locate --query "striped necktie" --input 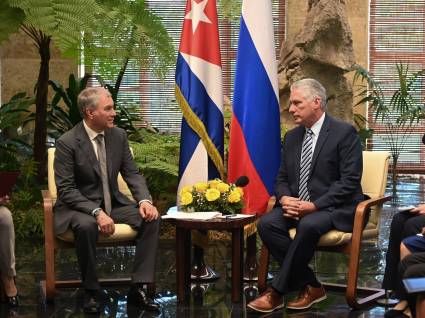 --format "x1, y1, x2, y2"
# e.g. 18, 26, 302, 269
94, 134, 112, 214
299, 129, 313, 201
